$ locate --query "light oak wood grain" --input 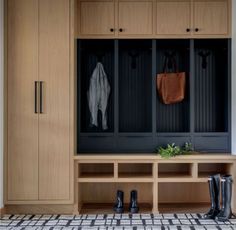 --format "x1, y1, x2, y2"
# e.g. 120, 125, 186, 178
193, 0, 228, 35
0, 207, 5, 218
118, 1, 153, 35
38, 0, 70, 200
7, 0, 39, 201
156, 1, 191, 35
5, 204, 74, 215
79, 1, 115, 35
